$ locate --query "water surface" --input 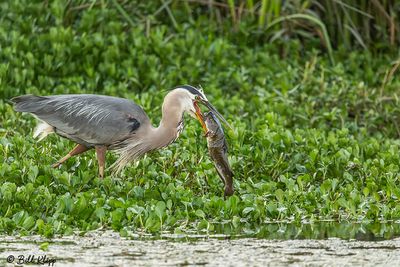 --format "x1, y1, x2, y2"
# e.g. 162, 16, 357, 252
1, 222, 400, 266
